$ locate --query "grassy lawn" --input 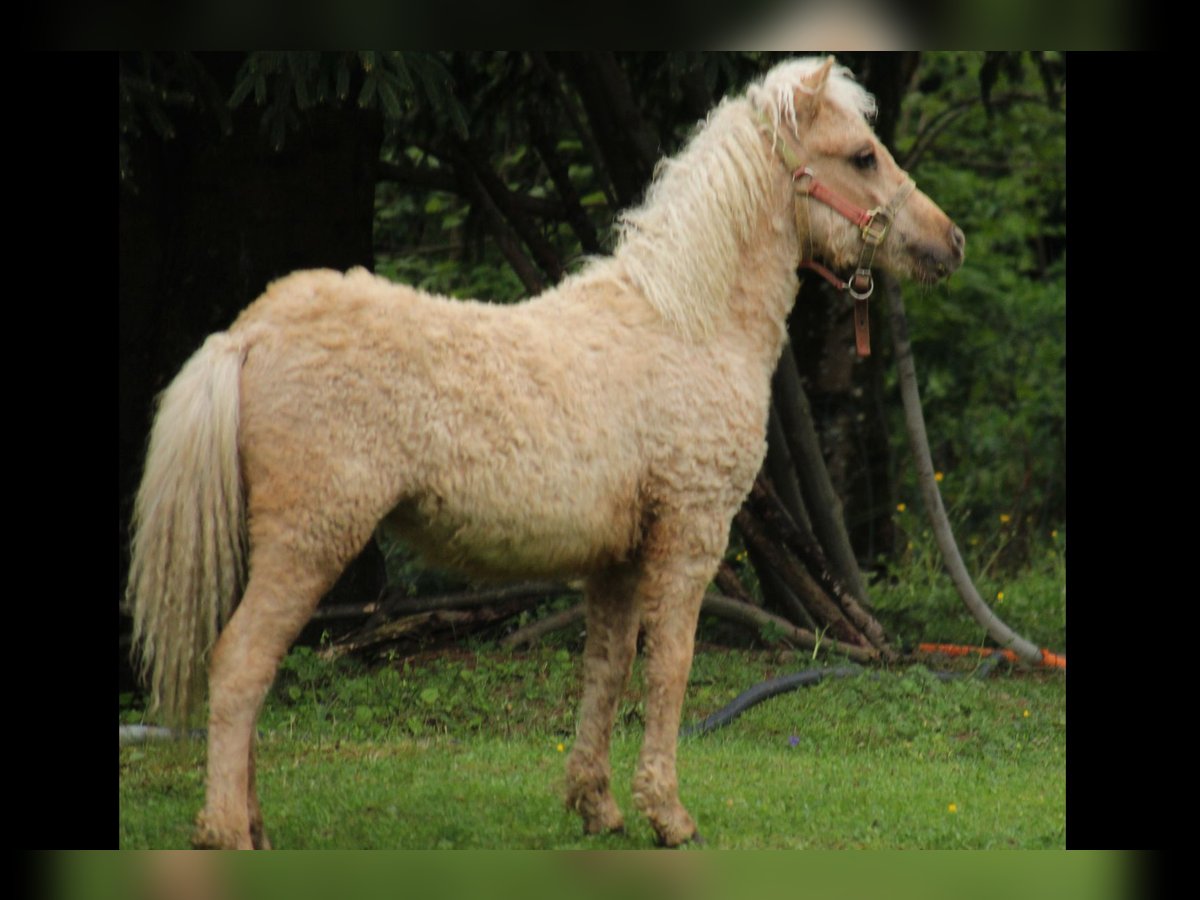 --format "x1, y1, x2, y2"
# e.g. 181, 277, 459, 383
120, 648, 1064, 849
120, 533, 1065, 849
